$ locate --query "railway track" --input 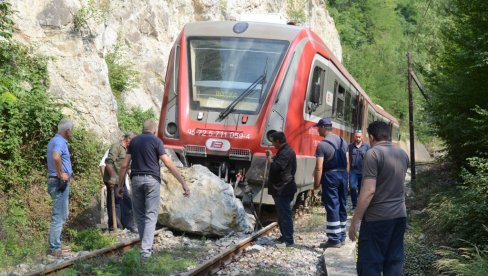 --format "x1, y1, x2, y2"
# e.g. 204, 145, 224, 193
24, 223, 278, 276
25, 229, 165, 276
185, 222, 277, 276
